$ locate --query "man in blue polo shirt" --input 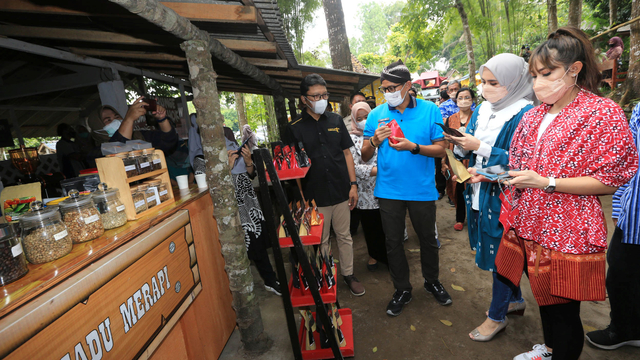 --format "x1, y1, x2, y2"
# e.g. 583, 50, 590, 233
361, 60, 452, 317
